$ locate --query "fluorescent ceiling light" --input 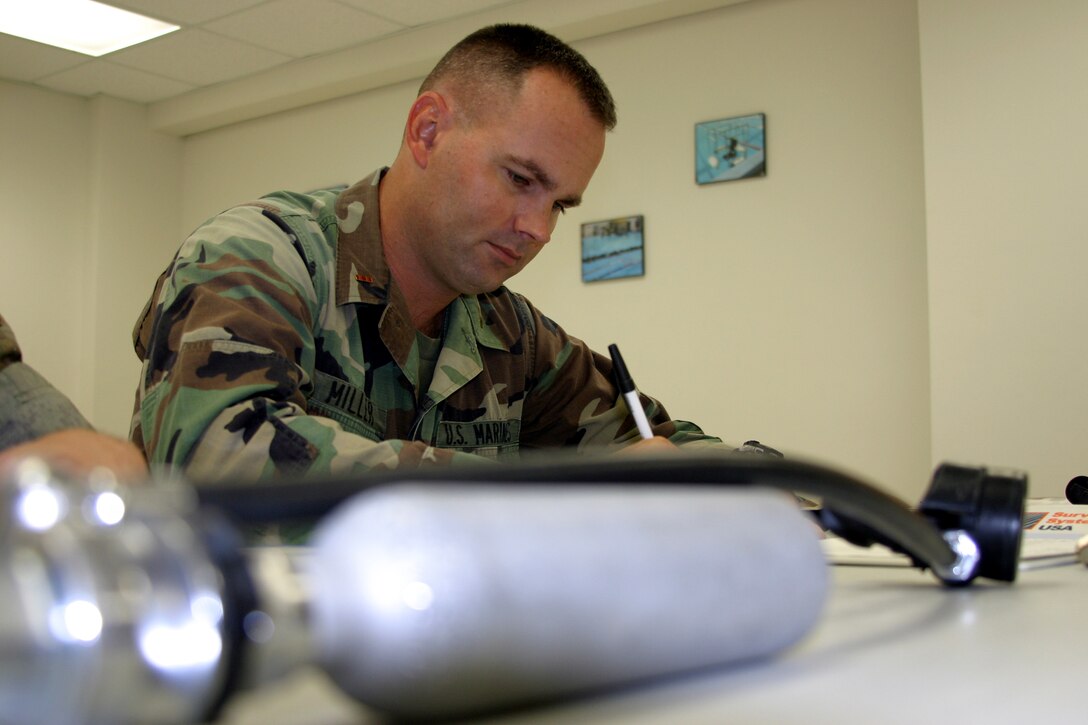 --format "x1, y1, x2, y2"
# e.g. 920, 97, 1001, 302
0, 0, 179, 57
